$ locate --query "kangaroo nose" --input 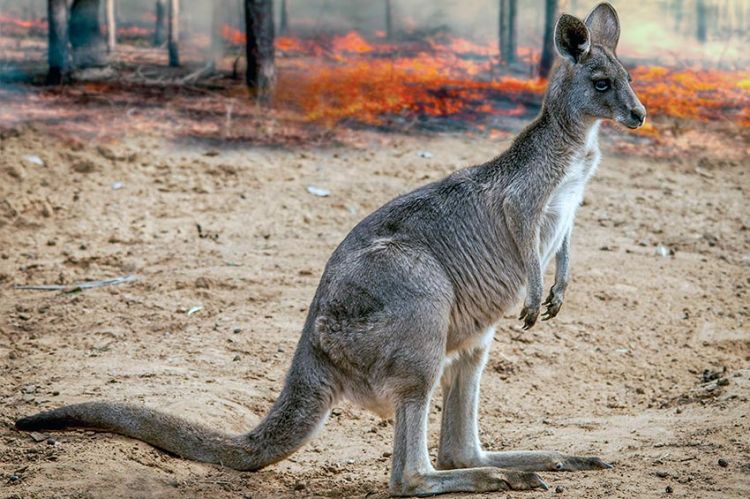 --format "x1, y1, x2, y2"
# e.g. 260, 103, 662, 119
630, 106, 646, 125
